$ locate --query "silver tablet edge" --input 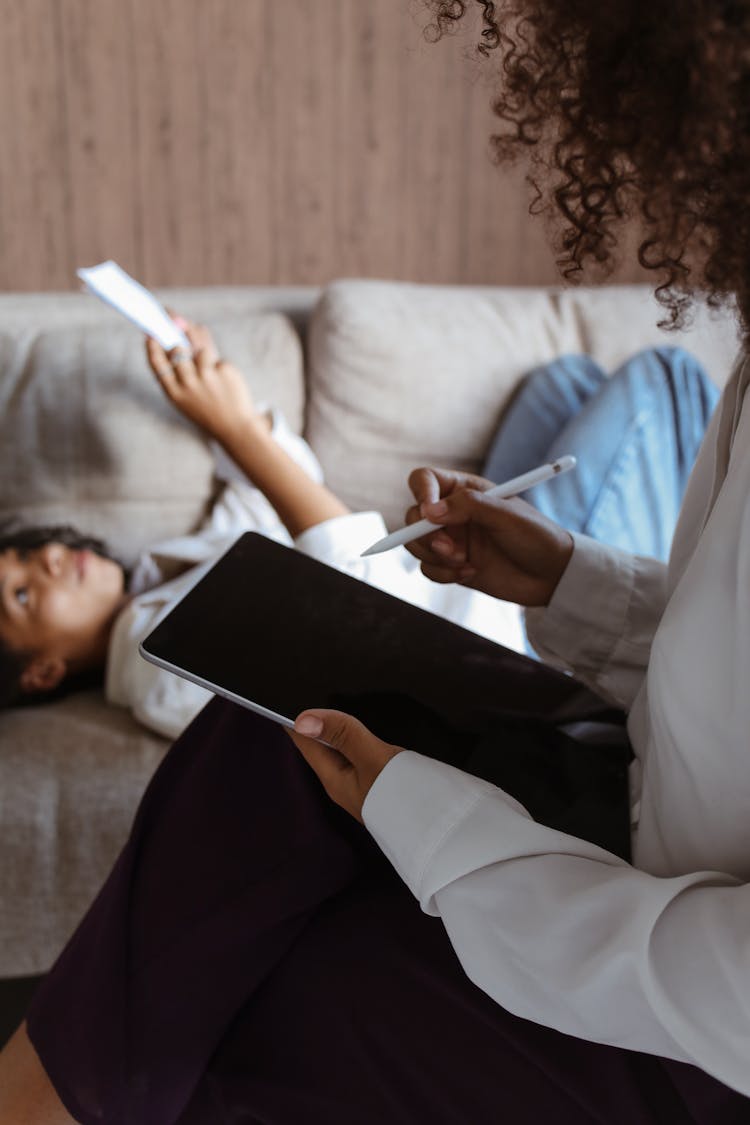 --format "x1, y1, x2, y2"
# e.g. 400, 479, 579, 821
137, 641, 296, 731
